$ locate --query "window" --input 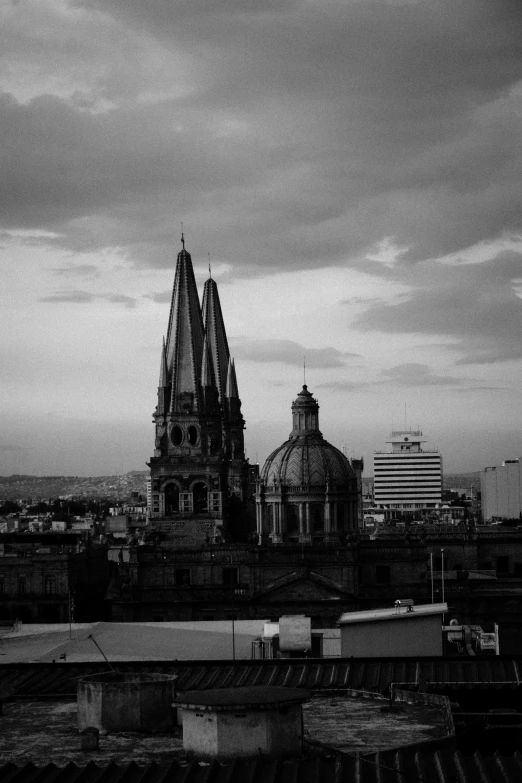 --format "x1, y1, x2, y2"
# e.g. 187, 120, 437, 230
514, 563, 522, 577
151, 614, 164, 622
18, 577, 27, 594
375, 566, 391, 584
44, 576, 56, 595
171, 426, 183, 446
496, 556, 509, 574
175, 568, 191, 587
223, 567, 238, 586
164, 483, 180, 515
193, 482, 208, 513
0, 578, 5, 594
